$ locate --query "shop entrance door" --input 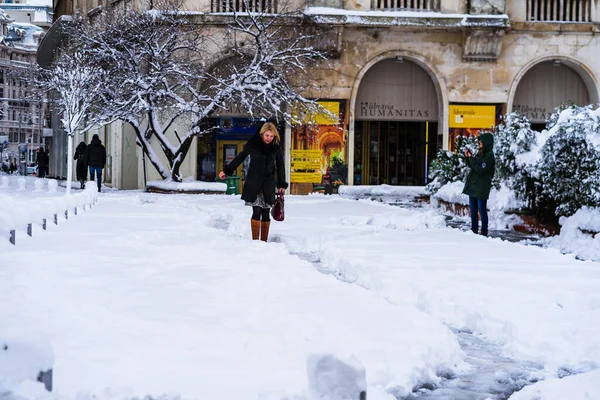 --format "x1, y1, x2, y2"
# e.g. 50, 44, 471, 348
217, 140, 246, 192
354, 121, 437, 186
